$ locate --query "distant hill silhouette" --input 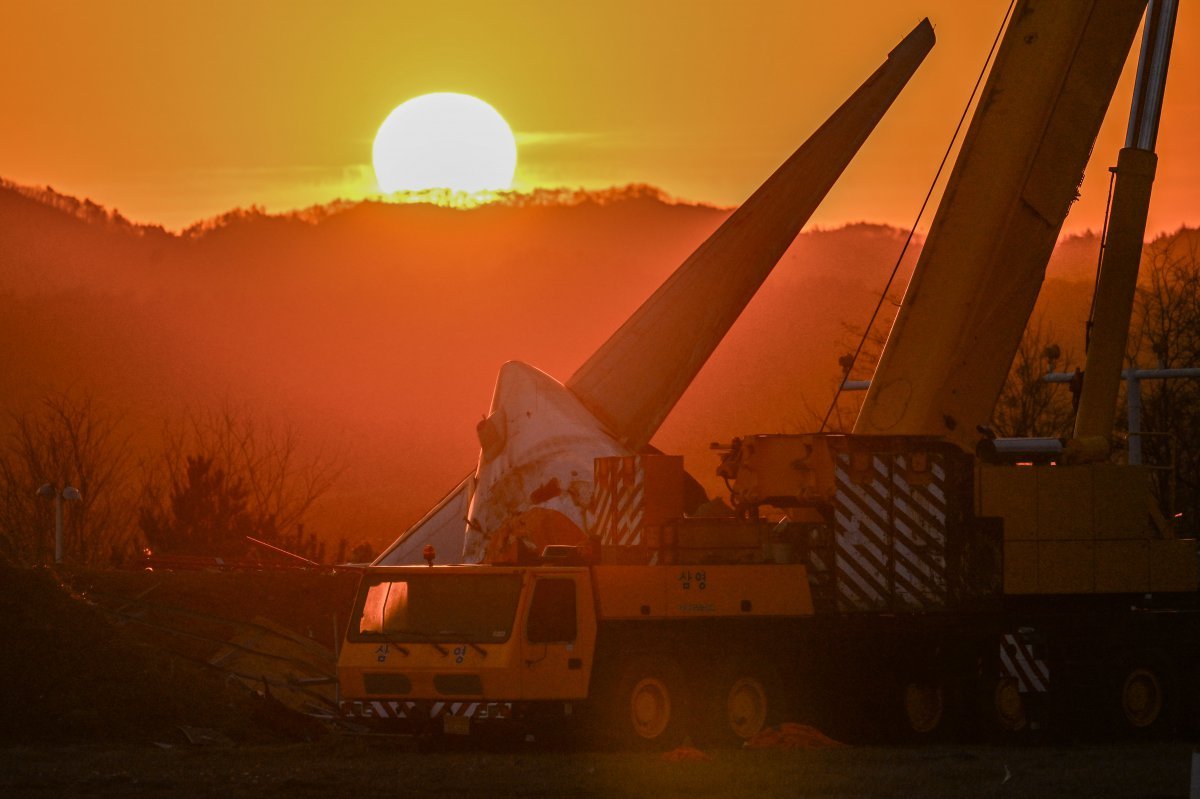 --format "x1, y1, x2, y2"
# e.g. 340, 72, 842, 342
0, 178, 1166, 550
